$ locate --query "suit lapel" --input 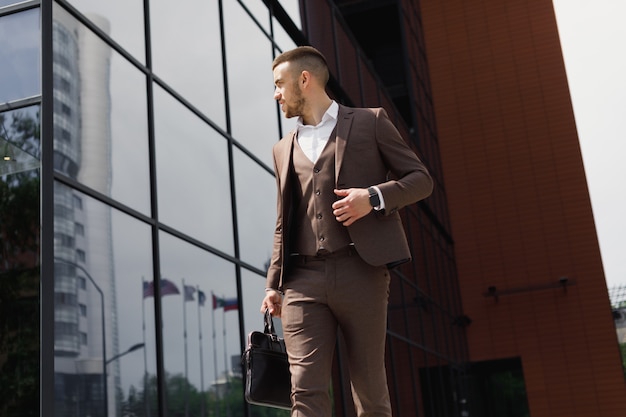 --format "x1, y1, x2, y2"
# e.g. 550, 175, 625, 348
277, 130, 296, 197
335, 105, 354, 184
